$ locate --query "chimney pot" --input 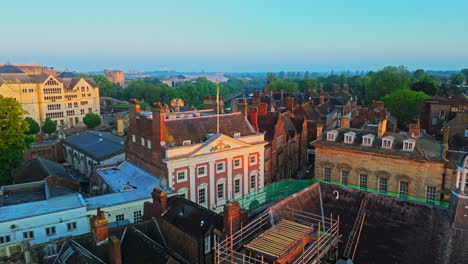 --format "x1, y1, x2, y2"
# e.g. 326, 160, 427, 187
341, 117, 349, 128
377, 119, 387, 137
286, 97, 294, 113
319, 96, 324, 105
